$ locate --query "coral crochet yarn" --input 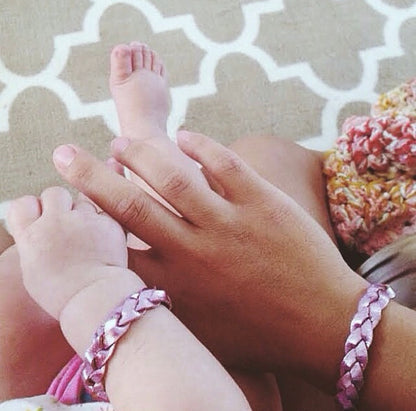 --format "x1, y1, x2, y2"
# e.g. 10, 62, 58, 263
372, 78, 416, 119
324, 109, 416, 255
